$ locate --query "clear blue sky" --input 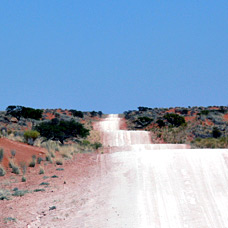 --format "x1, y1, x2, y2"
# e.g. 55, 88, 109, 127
0, 1, 227, 114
